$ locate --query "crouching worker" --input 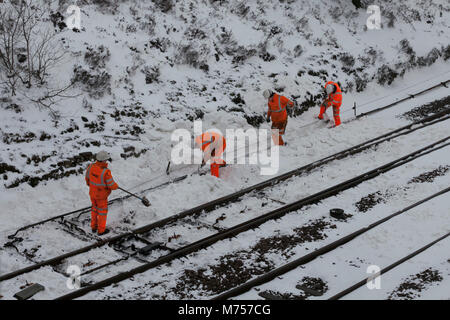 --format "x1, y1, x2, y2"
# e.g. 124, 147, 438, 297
263, 89, 295, 146
318, 81, 342, 128
195, 131, 227, 178
85, 151, 118, 235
